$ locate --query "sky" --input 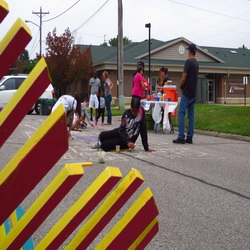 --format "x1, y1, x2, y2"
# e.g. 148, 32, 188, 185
1, 0, 250, 59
